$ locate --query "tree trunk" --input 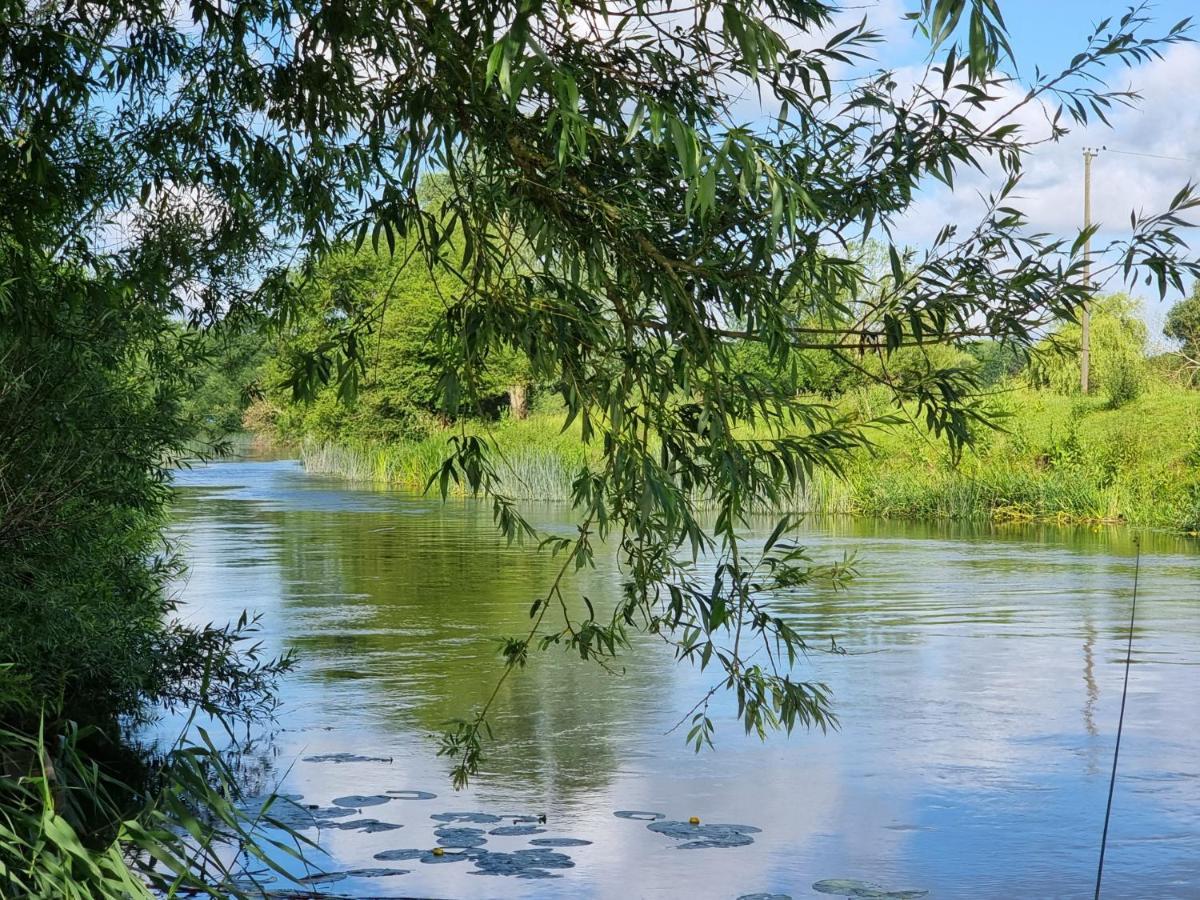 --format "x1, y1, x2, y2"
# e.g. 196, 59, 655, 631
508, 383, 528, 420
